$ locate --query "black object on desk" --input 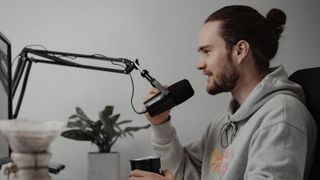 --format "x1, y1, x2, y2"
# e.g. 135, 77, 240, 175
48, 162, 66, 174
130, 156, 162, 175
